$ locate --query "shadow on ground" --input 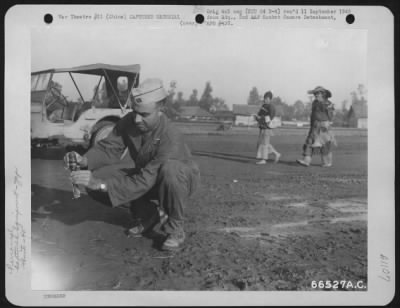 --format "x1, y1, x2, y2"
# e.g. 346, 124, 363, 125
31, 184, 133, 229
192, 150, 256, 164
192, 150, 302, 167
